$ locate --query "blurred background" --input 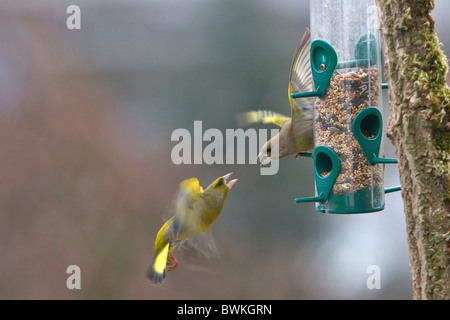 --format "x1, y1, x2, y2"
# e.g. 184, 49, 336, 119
0, 0, 448, 299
